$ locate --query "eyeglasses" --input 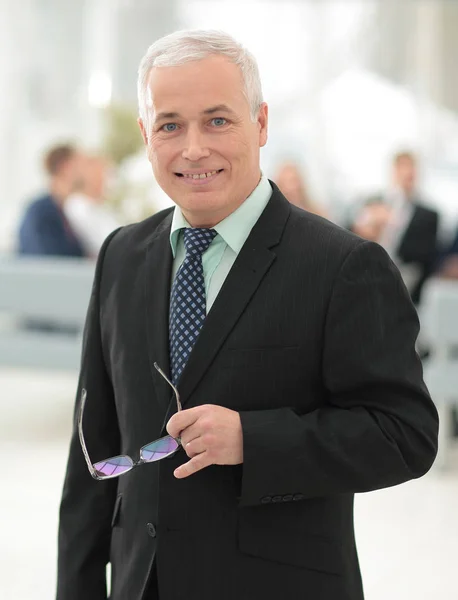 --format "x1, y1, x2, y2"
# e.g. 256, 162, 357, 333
78, 363, 182, 480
